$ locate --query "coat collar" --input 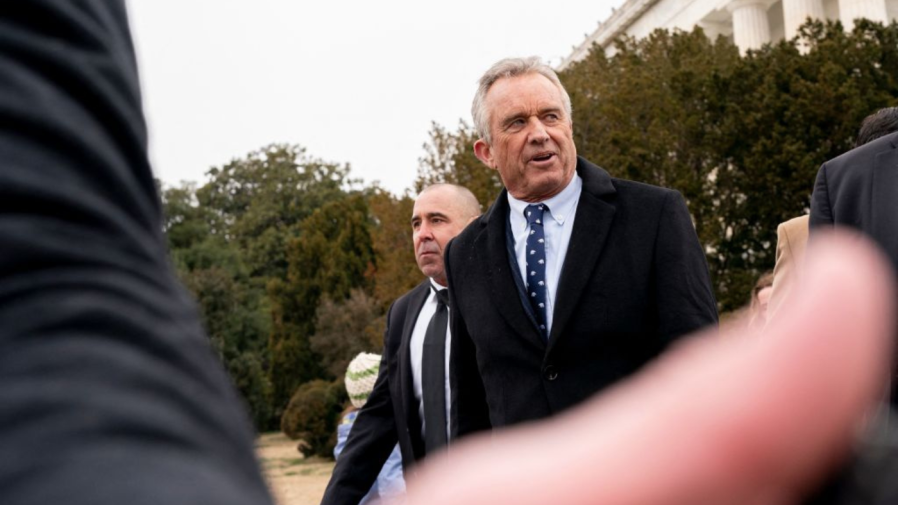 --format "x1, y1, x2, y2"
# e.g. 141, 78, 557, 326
481, 156, 618, 351
480, 156, 616, 226
398, 280, 431, 459
548, 157, 617, 350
